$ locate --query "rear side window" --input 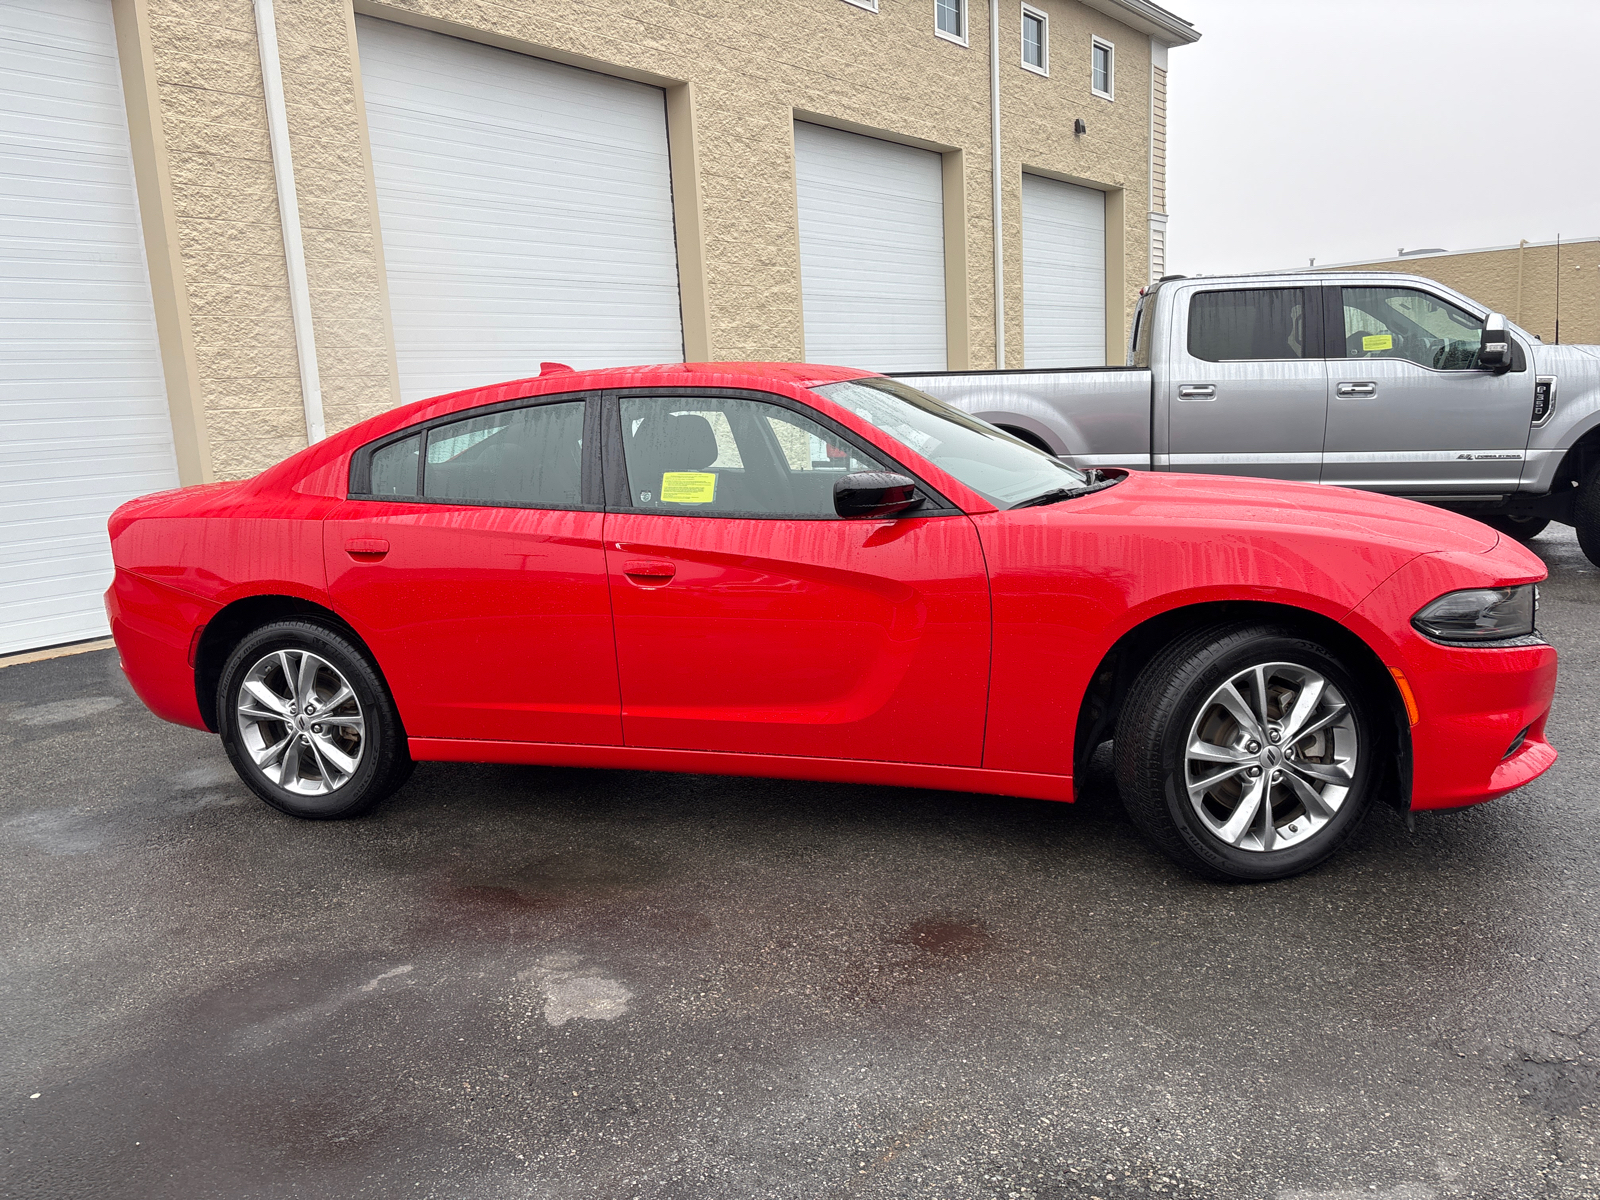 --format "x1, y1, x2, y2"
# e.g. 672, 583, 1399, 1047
1188, 288, 1306, 362
356, 400, 585, 507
